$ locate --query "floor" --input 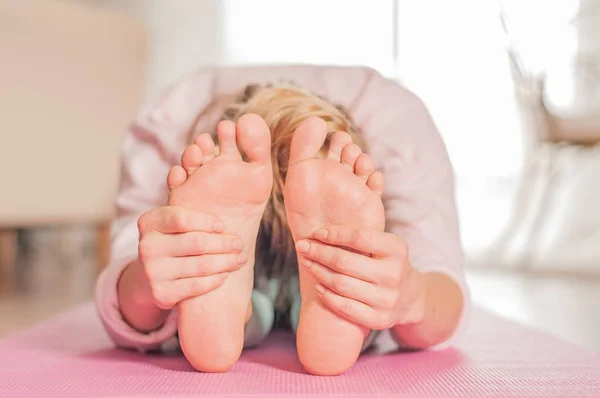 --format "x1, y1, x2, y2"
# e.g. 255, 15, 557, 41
1, 226, 599, 354
467, 270, 600, 352
0, 227, 98, 337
